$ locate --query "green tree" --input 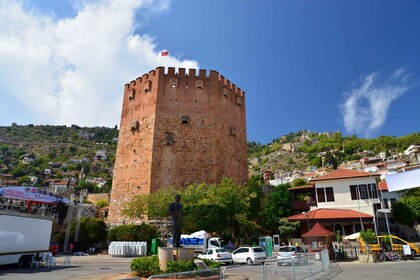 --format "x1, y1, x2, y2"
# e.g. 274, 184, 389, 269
392, 196, 420, 226
278, 218, 300, 244
183, 204, 228, 234
57, 217, 107, 251
108, 224, 158, 244
262, 184, 292, 233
